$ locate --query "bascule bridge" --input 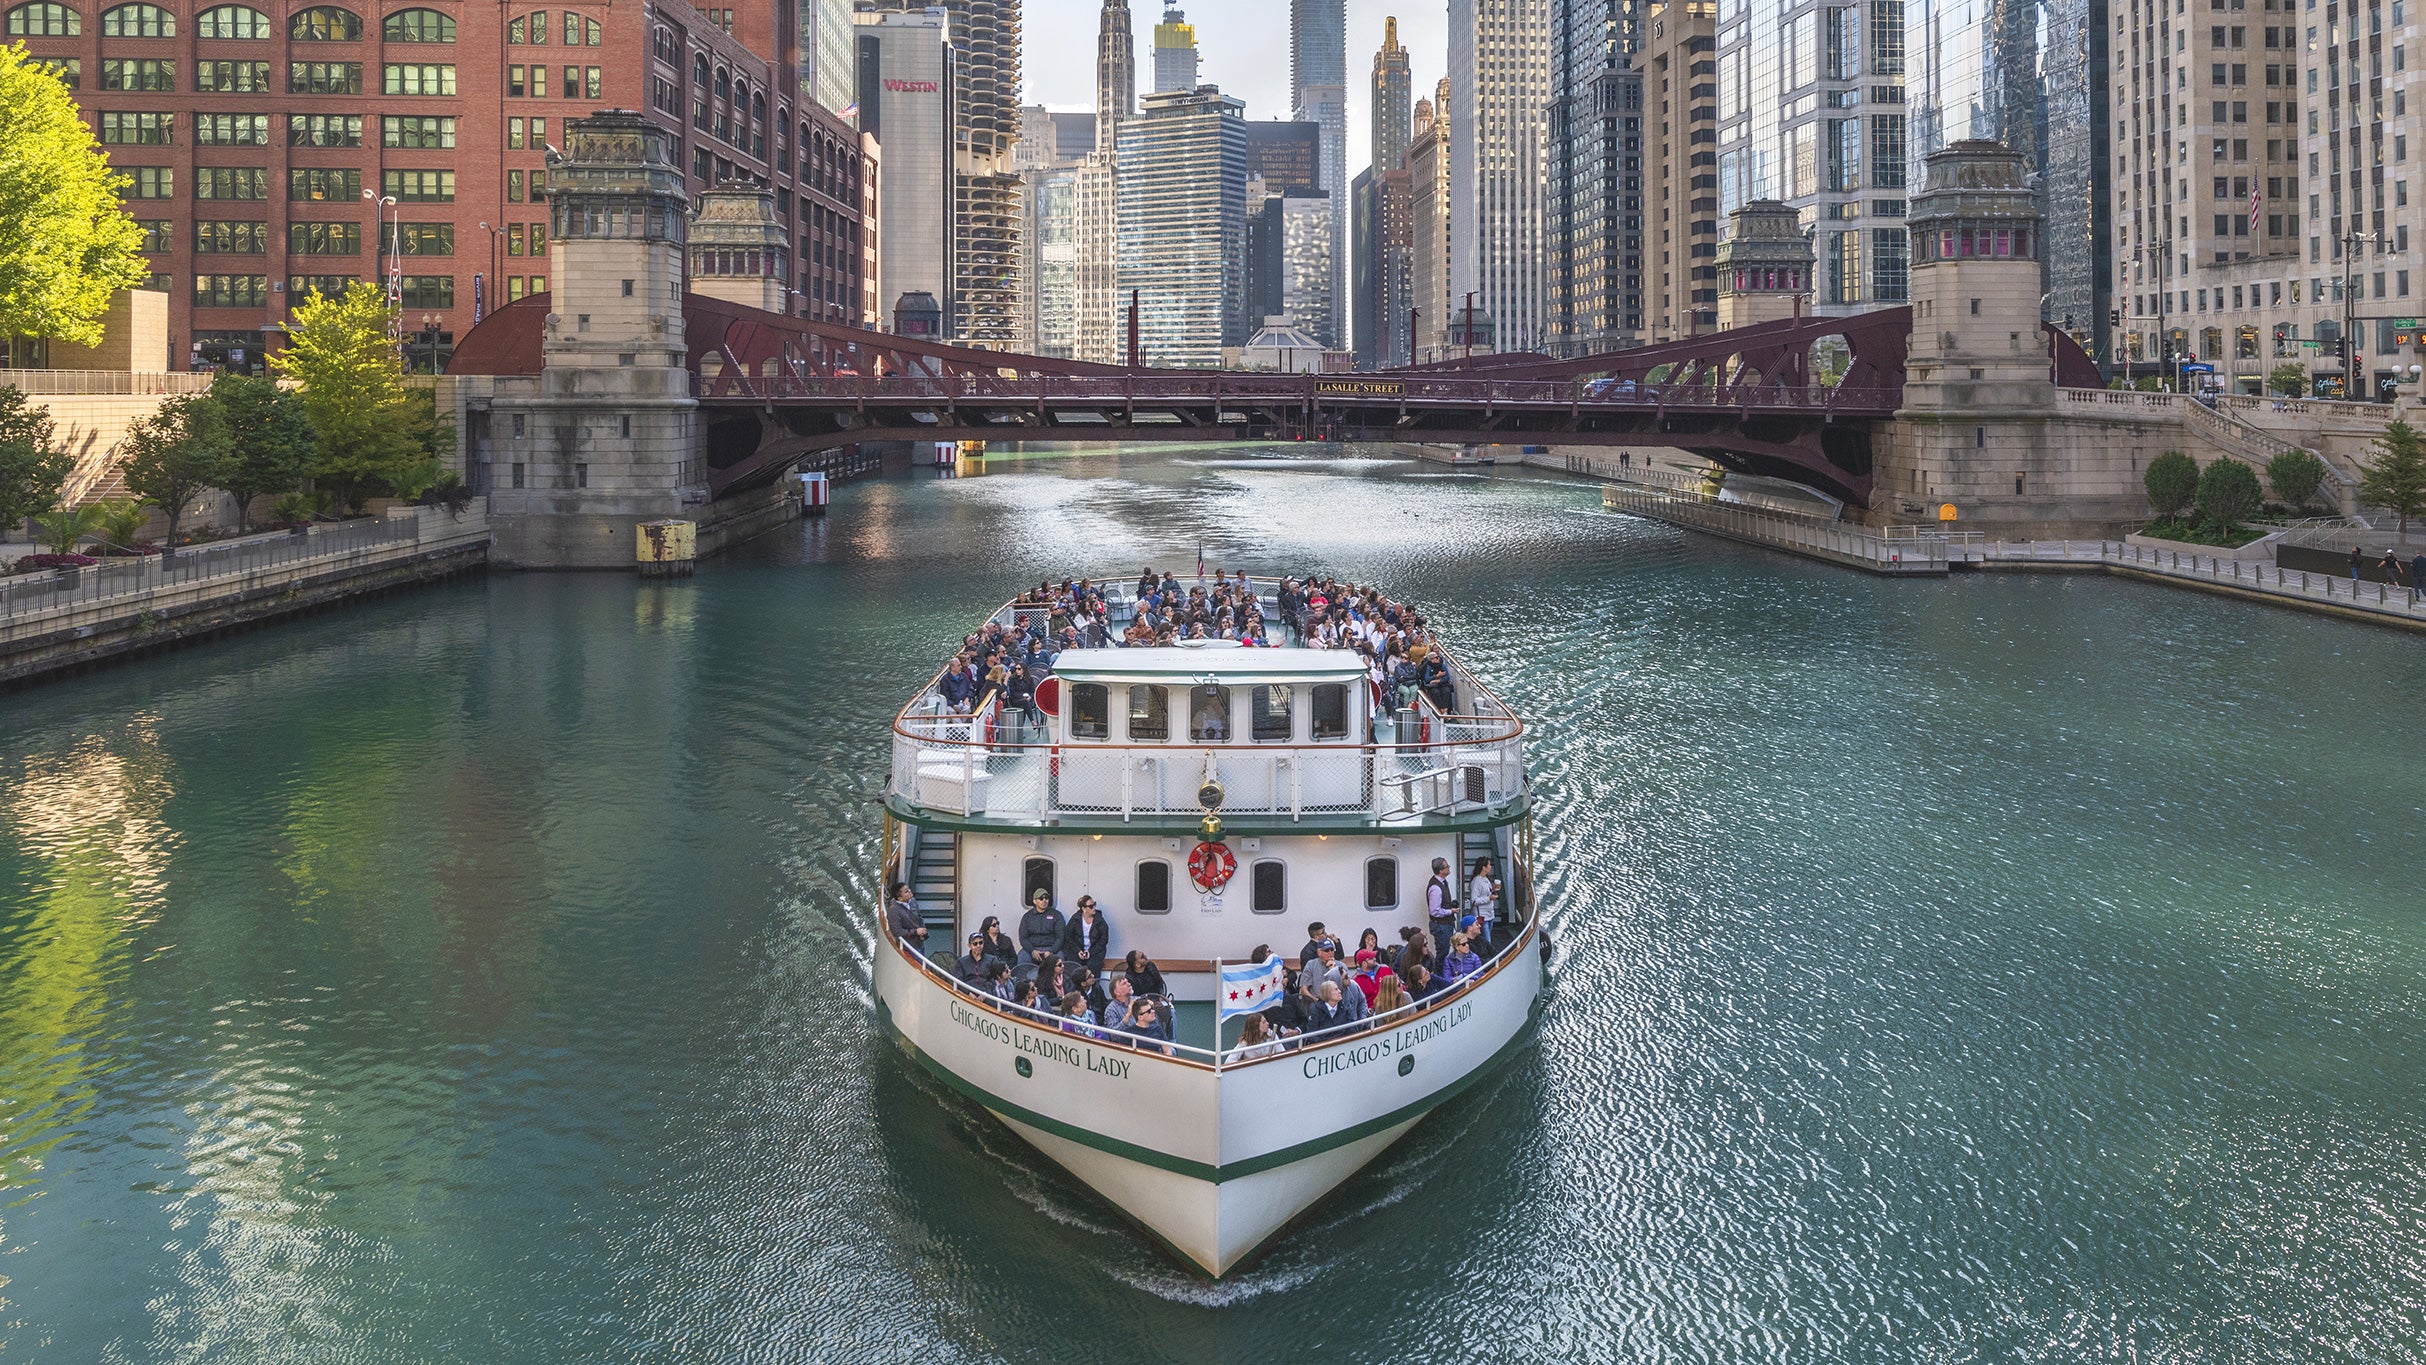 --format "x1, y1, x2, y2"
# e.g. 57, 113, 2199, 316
448, 118, 2380, 568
